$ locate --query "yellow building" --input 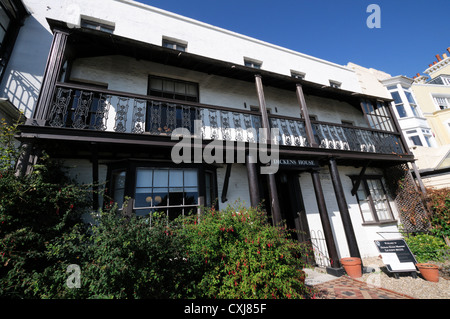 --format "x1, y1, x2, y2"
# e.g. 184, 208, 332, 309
412, 48, 450, 146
